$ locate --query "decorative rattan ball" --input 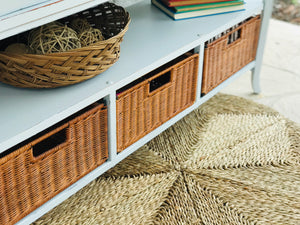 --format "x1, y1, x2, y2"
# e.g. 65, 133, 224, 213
78, 28, 105, 47
5, 43, 33, 54
70, 18, 91, 33
28, 22, 81, 54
